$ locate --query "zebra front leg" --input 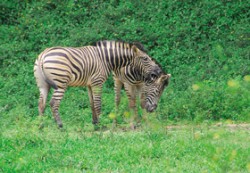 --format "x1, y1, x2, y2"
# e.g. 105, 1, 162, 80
114, 78, 123, 109
124, 83, 138, 129
87, 86, 98, 125
140, 91, 148, 123
50, 88, 65, 128
88, 86, 102, 125
114, 78, 123, 123
124, 83, 138, 118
